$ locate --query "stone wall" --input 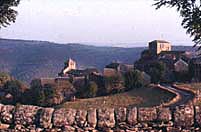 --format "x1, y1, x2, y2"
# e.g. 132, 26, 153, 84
0, 104, 201, 132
